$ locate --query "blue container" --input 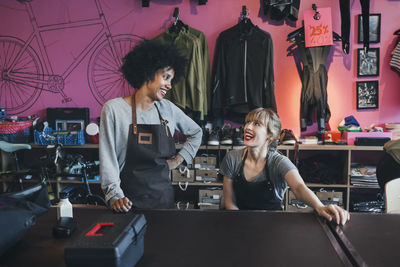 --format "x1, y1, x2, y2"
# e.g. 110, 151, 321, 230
34, 127, 85, 146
